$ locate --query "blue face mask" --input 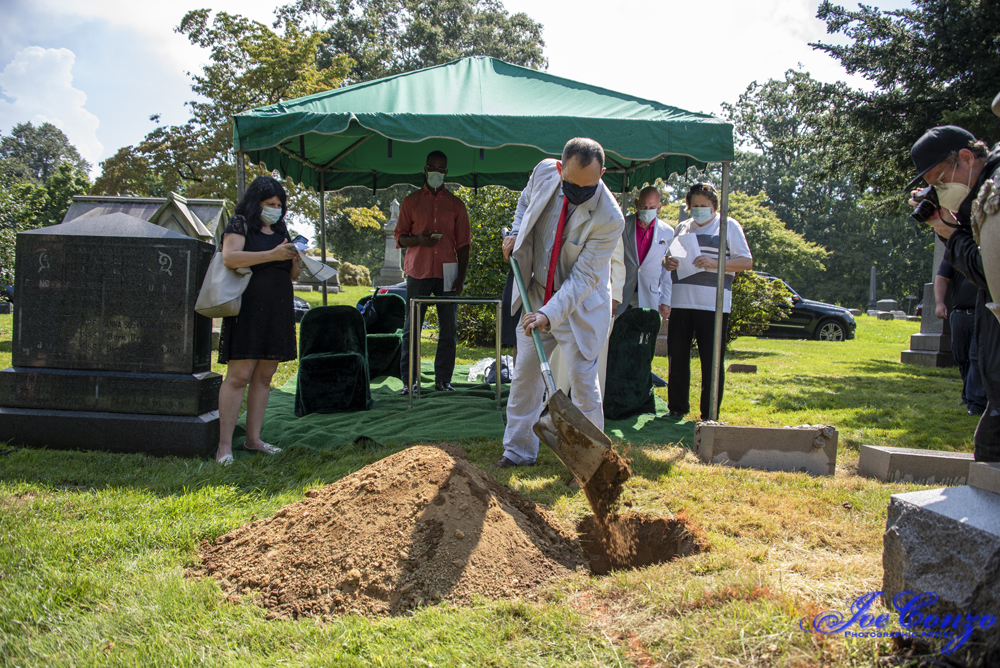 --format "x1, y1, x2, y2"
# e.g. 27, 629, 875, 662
562, 181, 598, 206
690, 207, 713, 224
261, 205, 282, 225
